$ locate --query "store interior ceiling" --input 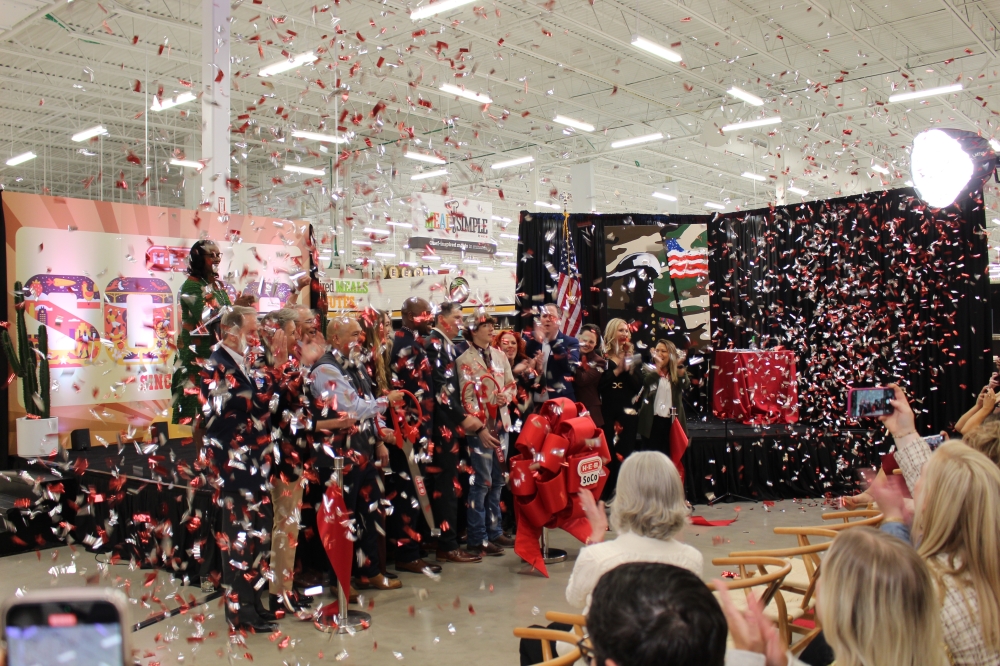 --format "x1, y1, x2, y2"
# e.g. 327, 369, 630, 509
3, 0, 1000, 261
